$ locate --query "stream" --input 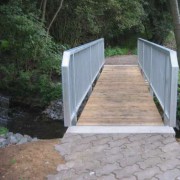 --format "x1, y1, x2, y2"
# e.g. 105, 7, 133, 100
7, 106, 67, 139
0, 97, 67, 139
